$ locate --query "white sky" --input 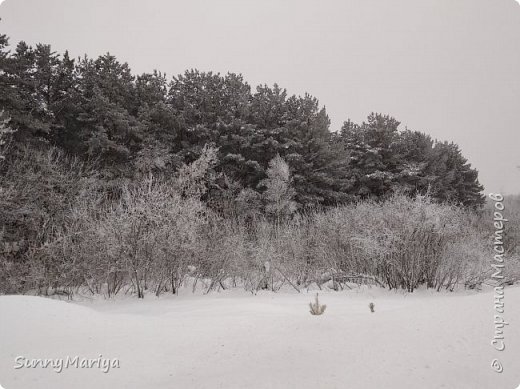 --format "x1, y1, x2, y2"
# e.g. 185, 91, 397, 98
1, 0, 519, 194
